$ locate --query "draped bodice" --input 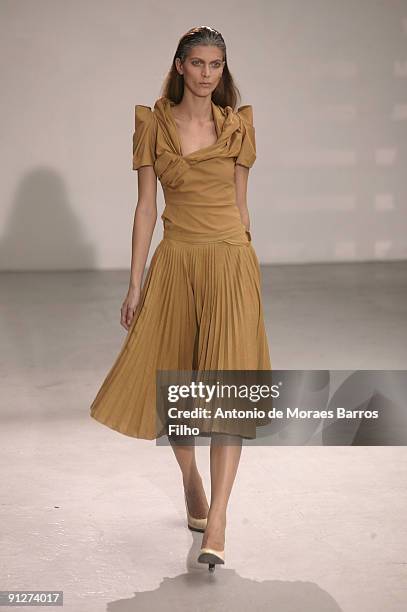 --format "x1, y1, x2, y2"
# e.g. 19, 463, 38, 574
132, 96, 256, 244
